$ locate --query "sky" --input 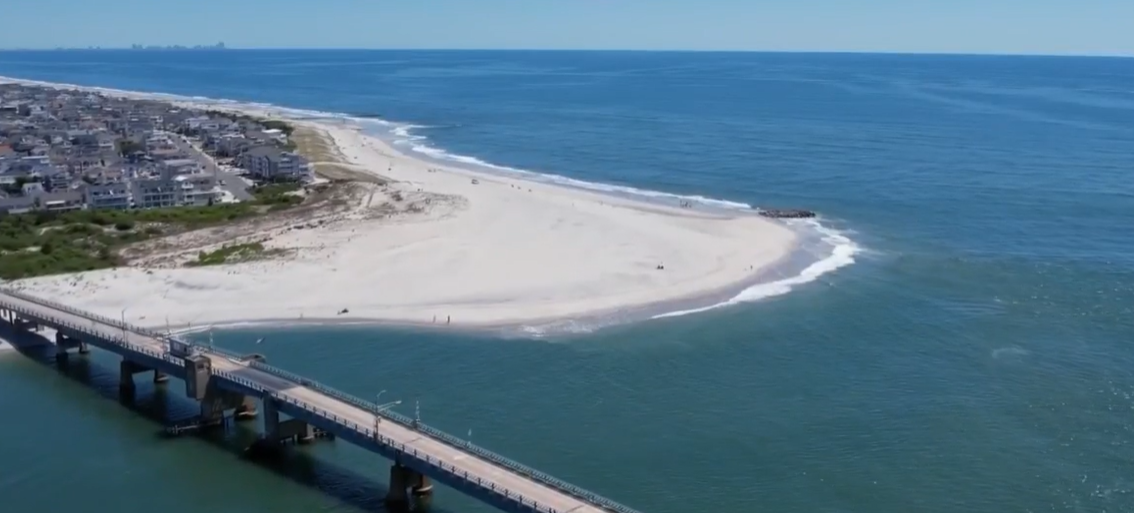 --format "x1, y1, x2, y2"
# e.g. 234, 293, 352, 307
3, 0, 1134, 56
